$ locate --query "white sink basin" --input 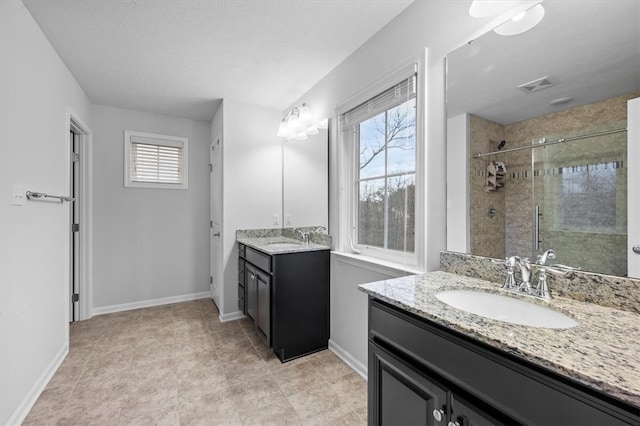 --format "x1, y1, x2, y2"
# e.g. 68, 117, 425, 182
435, 290, 579, 329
